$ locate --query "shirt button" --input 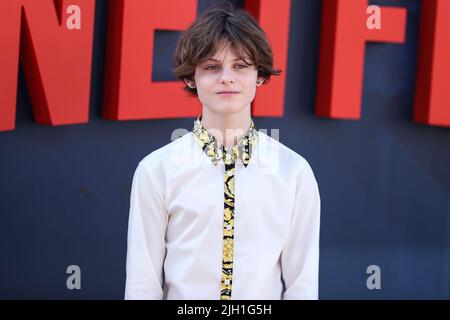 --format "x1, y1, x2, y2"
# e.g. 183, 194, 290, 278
224, 279, 231, 285
226, 224, 232, 230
